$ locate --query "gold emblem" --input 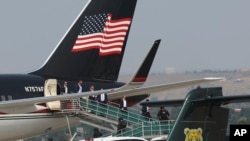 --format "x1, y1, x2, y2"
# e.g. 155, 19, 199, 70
184, 128, 203, 141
